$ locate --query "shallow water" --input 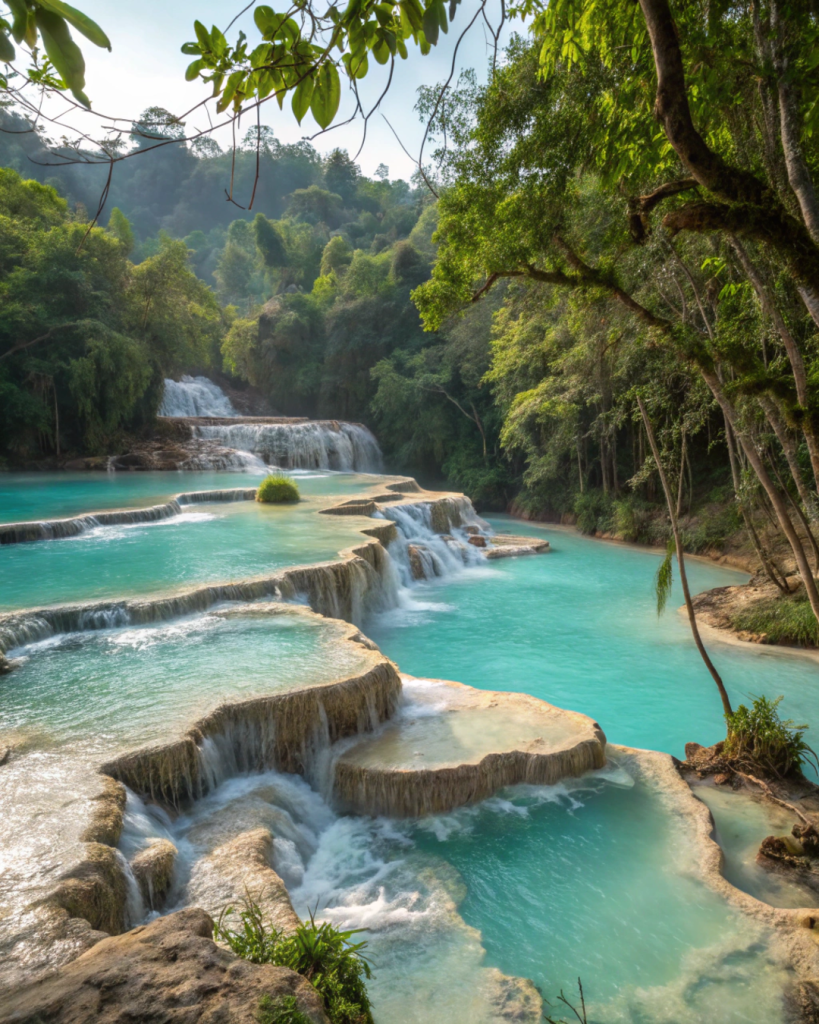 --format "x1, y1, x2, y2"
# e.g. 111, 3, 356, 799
0, 483, 379, 612
0, 469, 380, 524
0, 606, 369, 984
1, 608, 368, 752
158, 762, 789, 1024
368, 517, 819, 764
694, 782, 814, 909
